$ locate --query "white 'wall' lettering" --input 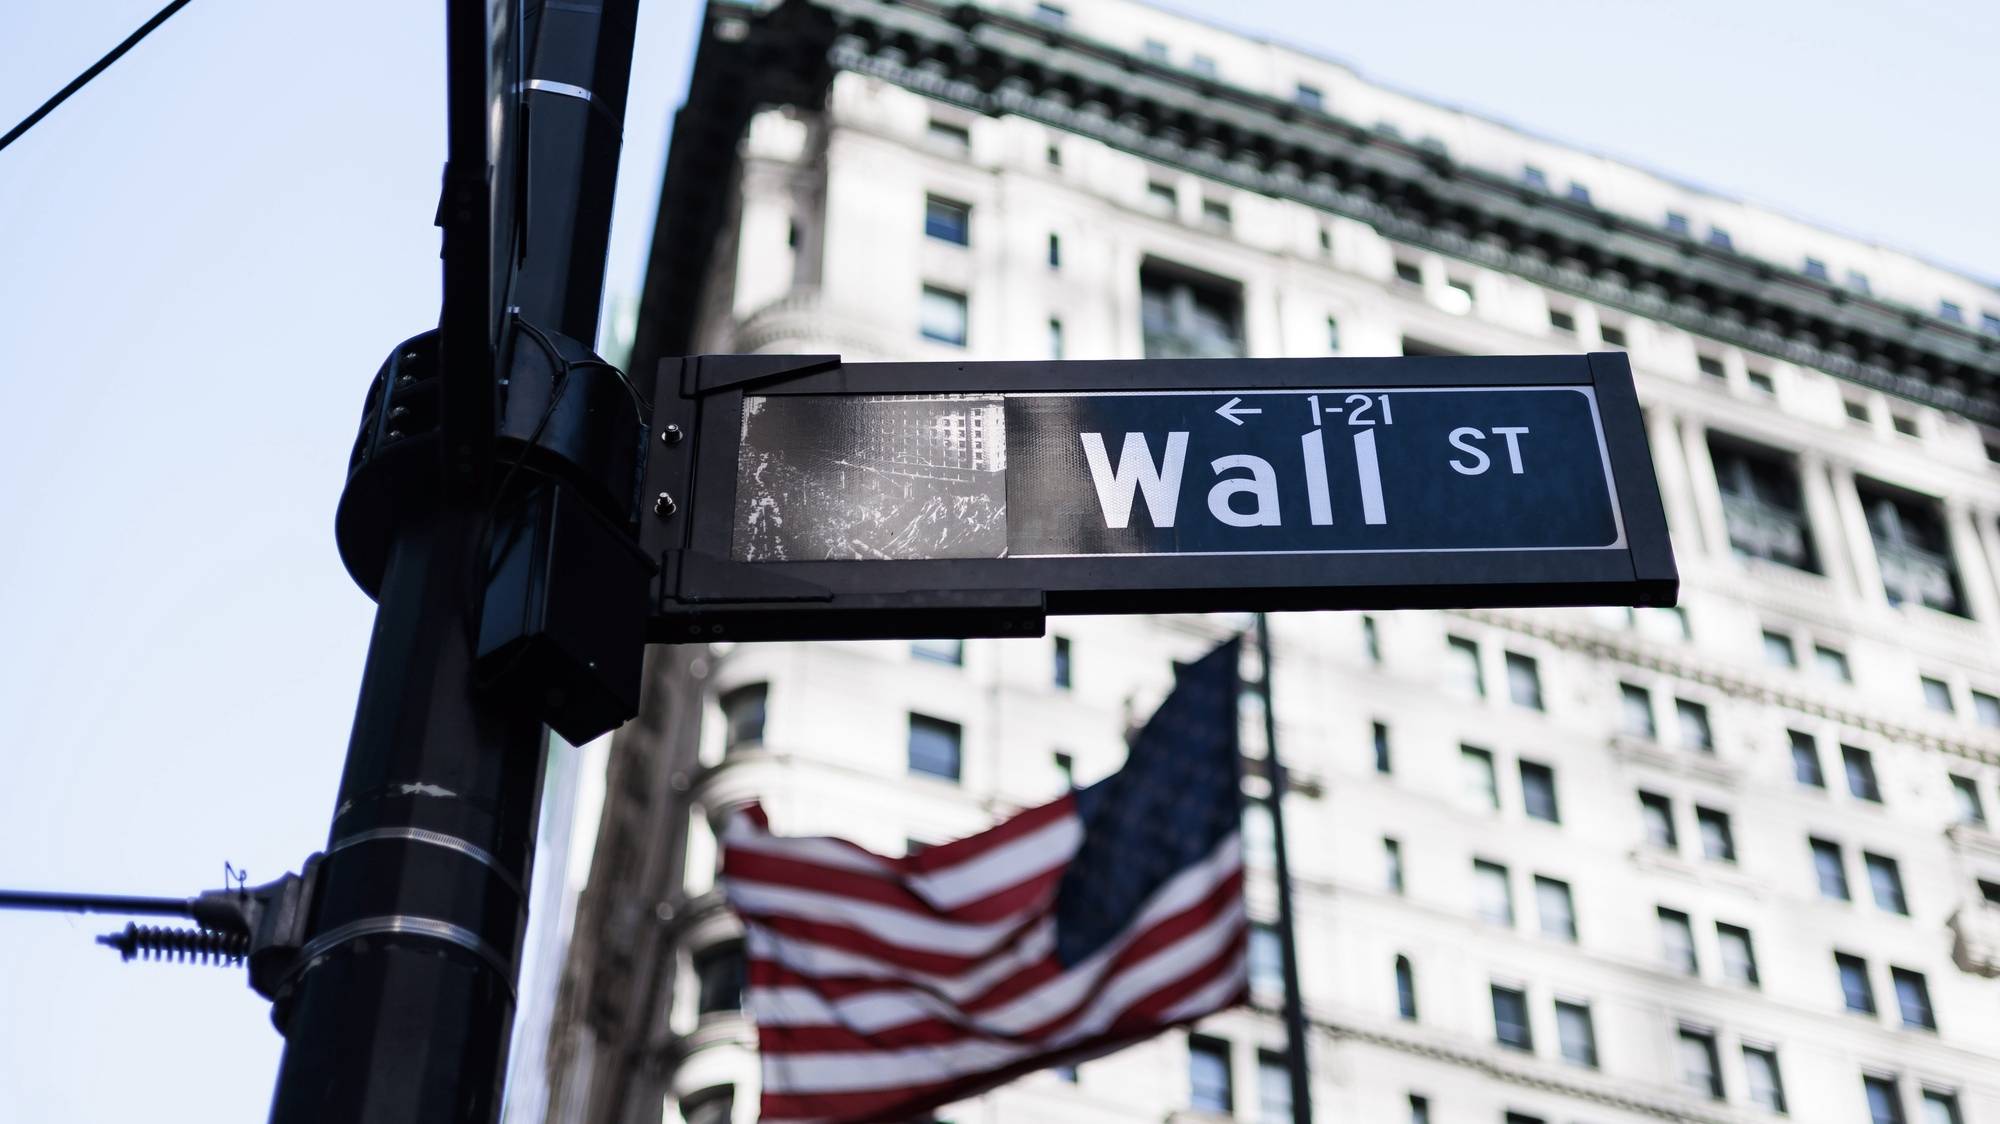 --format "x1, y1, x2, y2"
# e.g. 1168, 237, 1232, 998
1207, 454, 1281, 527
1080, 431, 1188, 528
